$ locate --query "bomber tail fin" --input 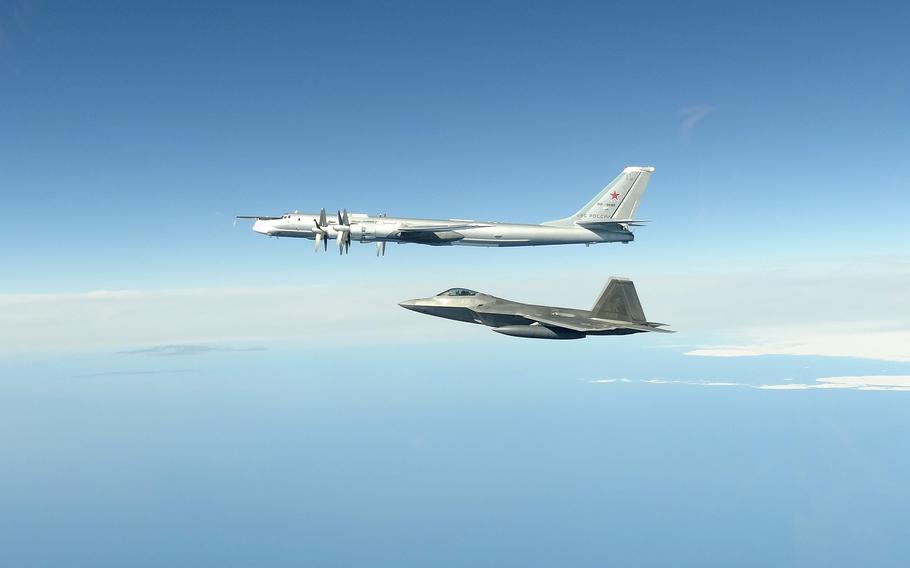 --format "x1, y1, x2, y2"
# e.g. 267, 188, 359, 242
544, 166, 654, 227
591, 278, 646, 323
